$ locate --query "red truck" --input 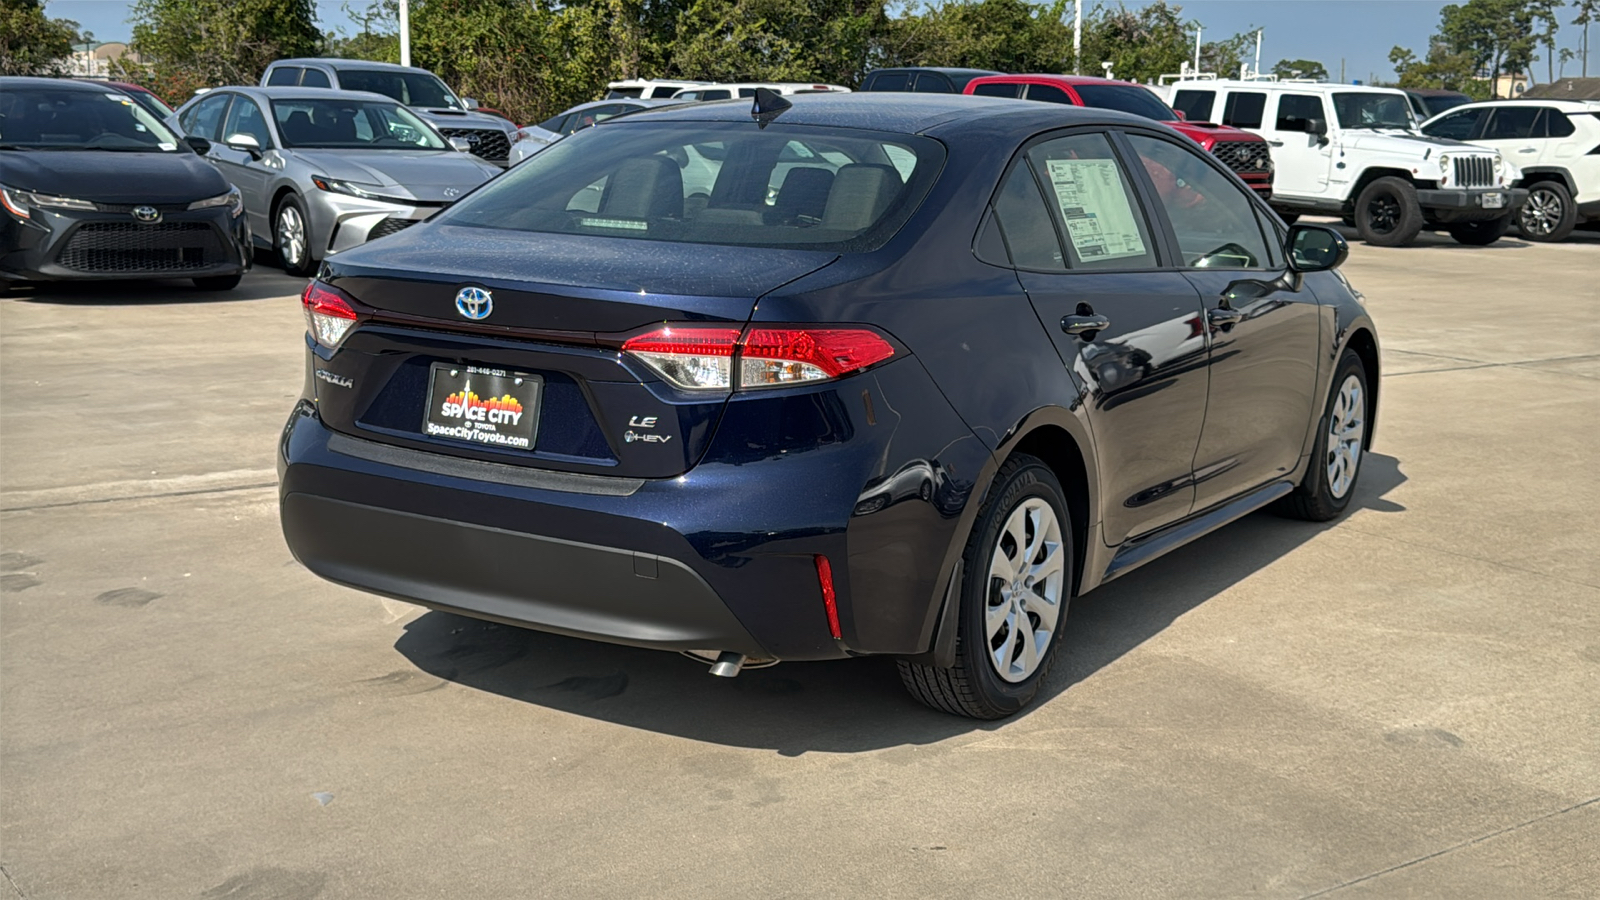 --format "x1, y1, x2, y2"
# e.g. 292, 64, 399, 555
964, 74, 1274, 199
